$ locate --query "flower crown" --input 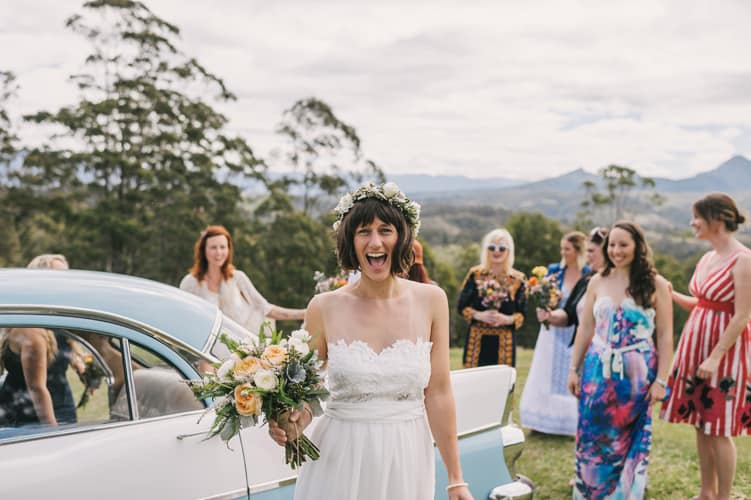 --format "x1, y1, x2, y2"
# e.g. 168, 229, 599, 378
332, 182, 421, 235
